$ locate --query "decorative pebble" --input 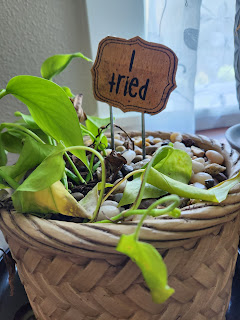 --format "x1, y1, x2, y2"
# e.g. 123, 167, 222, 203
194, 157, 205, 165
101, 200, 119, 207
146, 136, 154, 143
122, 150, 136, 164
145, 146, 158, 155
152, 137, 162, 144
121, 164, 134, 176
191, 172, 213, 184
113, 139, 125, 147
71, 192, 84, 201
192, 182, 206, 189
132, 158, 150, 170
97, 205, 120, 221
134, 145, 143, 155
205, 179, 215, 189
112, 193, 123, 203
116, 145, 126, 153
173, 141, 187, 151
205, 150, 224, 165
182, 138, 195, 147
192, 160, 205, 173
132, 155, 143, 163
139, 199, 156, 209
104, 149, 112, 156
215, 172, 227, 182
191, 146, 205, 157
170, 132, 182, 143
204, 163, 226, 176
113, 178, 127, 194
